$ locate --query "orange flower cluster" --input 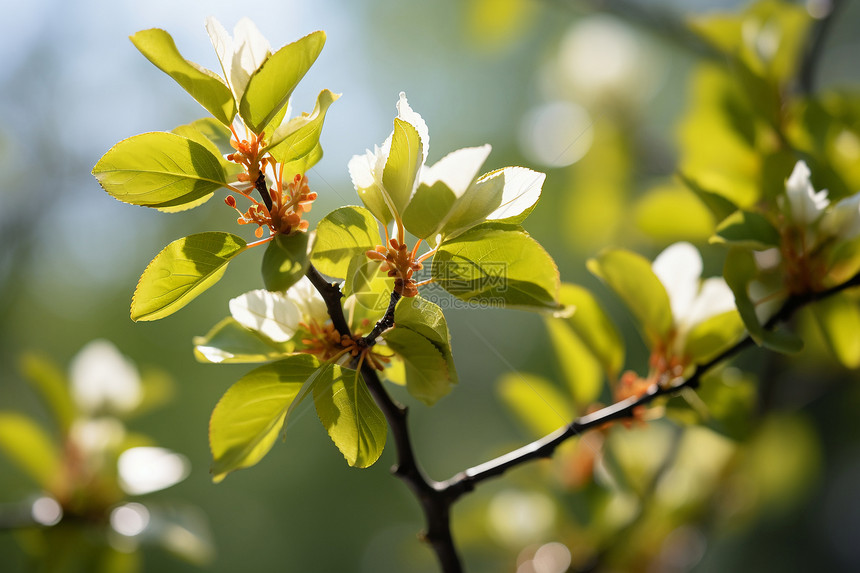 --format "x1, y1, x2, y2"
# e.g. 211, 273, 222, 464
299, 321, 390, 371
366, 237, 424, 297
